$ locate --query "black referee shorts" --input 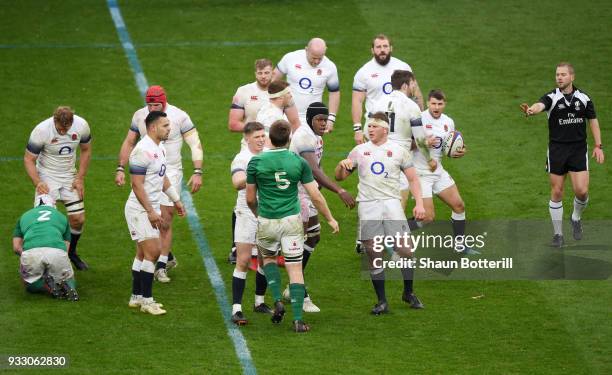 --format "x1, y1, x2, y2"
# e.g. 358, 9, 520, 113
546, 142, 588, 175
